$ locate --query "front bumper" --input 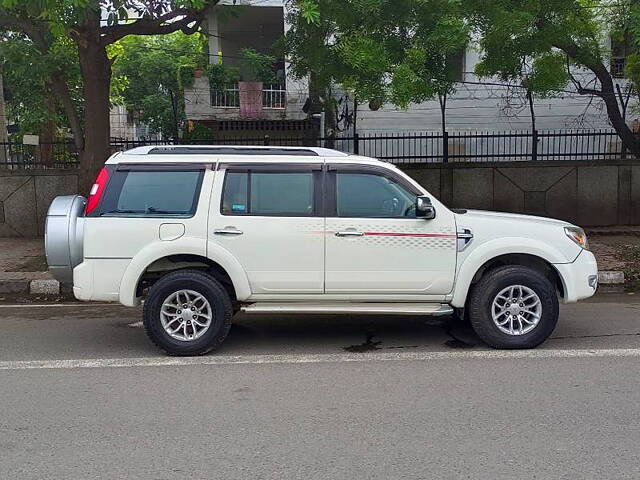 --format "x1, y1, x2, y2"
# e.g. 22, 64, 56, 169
554, 249, 599, 303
